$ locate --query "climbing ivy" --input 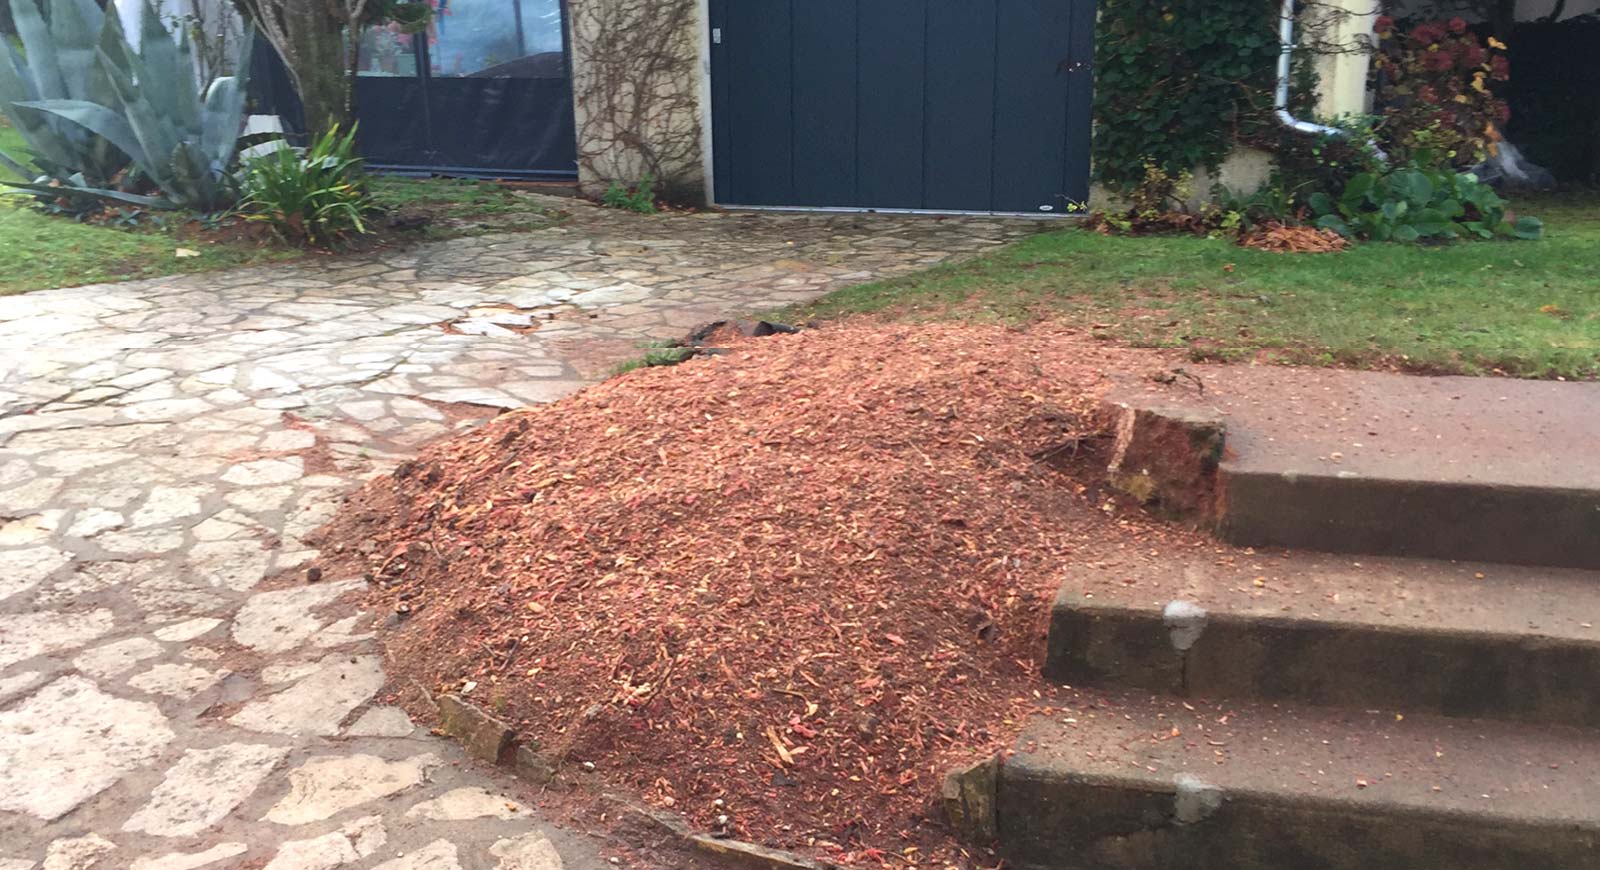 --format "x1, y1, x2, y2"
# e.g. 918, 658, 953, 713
1092, 0, 1286, 194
